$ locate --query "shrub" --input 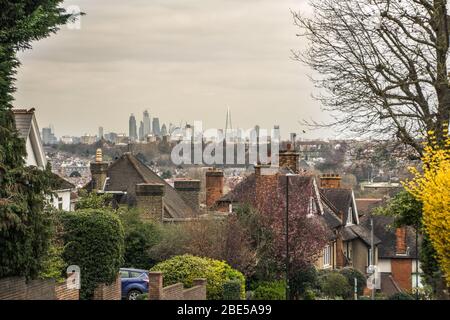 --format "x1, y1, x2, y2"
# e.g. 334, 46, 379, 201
60, 209, 125, 299
252, 281, 286, 300
75, 190, 113, 210
319, 271, 352, 299
223, 279, 242, 300
150, 254, 245, 300
303, 288, 316, 300
290, 265, 319, 299
38, 244, 65, 283
339, 267, 366, 297
136, 293, 148, 300
388, 292, 414, 300
119, 210, 162, 269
